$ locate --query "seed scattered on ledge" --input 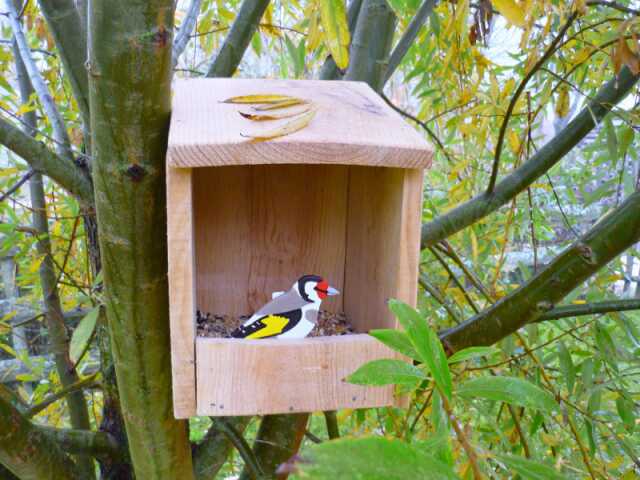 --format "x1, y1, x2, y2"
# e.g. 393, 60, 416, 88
196, 310, 355, 338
